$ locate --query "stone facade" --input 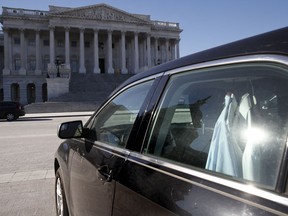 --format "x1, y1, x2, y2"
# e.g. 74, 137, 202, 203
0, 4, 182, 104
